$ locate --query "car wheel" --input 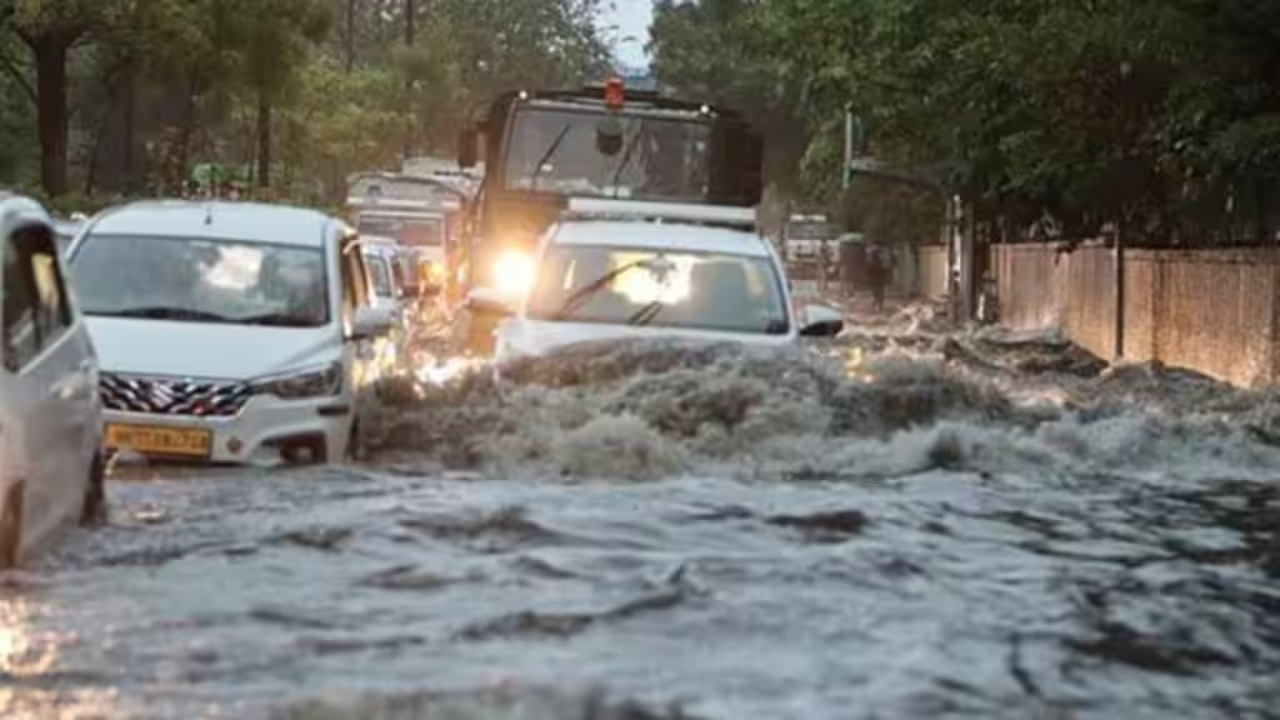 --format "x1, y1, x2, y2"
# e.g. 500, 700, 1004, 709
80, 451, 107, 526
0, 481, 26, 569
